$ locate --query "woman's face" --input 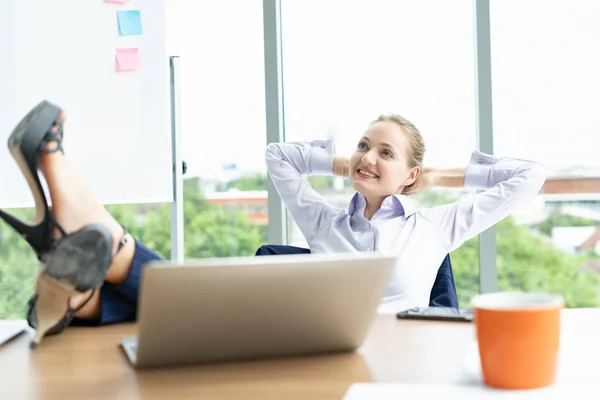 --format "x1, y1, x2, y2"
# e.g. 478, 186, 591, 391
349, 121, 419, 200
